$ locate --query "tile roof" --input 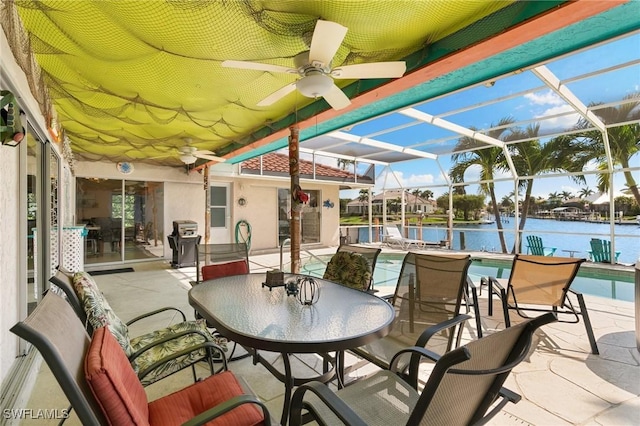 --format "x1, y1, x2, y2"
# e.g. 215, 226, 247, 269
241, 153, 361, 180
